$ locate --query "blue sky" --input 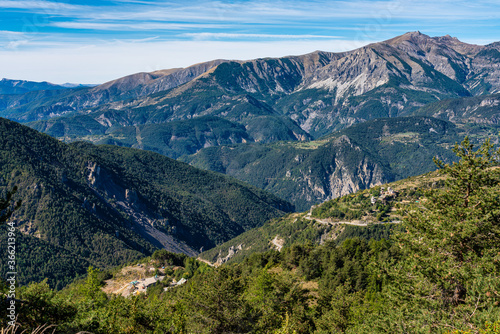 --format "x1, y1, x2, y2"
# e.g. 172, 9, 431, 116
1, 0, 499, 84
